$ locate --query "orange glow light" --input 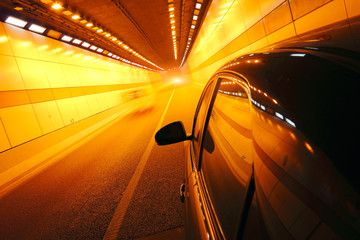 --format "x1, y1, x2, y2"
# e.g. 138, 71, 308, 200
52, 3, 62, 9
305, 142, 314, 154
71, 14, 80, 20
